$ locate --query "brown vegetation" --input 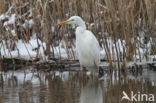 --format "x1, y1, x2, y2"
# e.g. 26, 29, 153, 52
0, 0, 156, 68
